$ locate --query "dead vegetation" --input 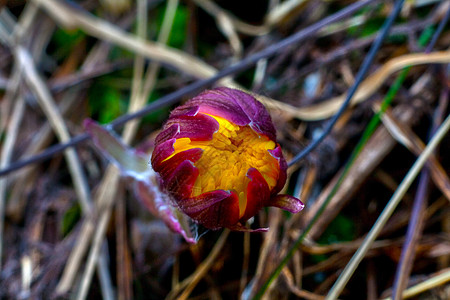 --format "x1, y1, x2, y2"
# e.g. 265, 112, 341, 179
0, 0, 449, 299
